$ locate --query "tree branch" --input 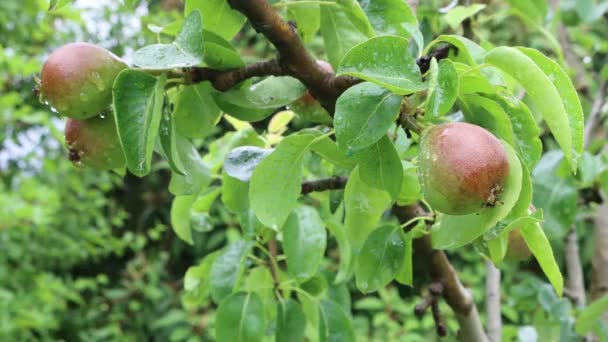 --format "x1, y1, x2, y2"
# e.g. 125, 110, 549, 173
565, 226, 587, 308
591, 203, 608, 324
301, 176, 348, 194
583, 79, 607, 148
226, 0, 357, 113
393, 204, 489, 341
485, 260, 502, 342
186, 59, 285, 91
